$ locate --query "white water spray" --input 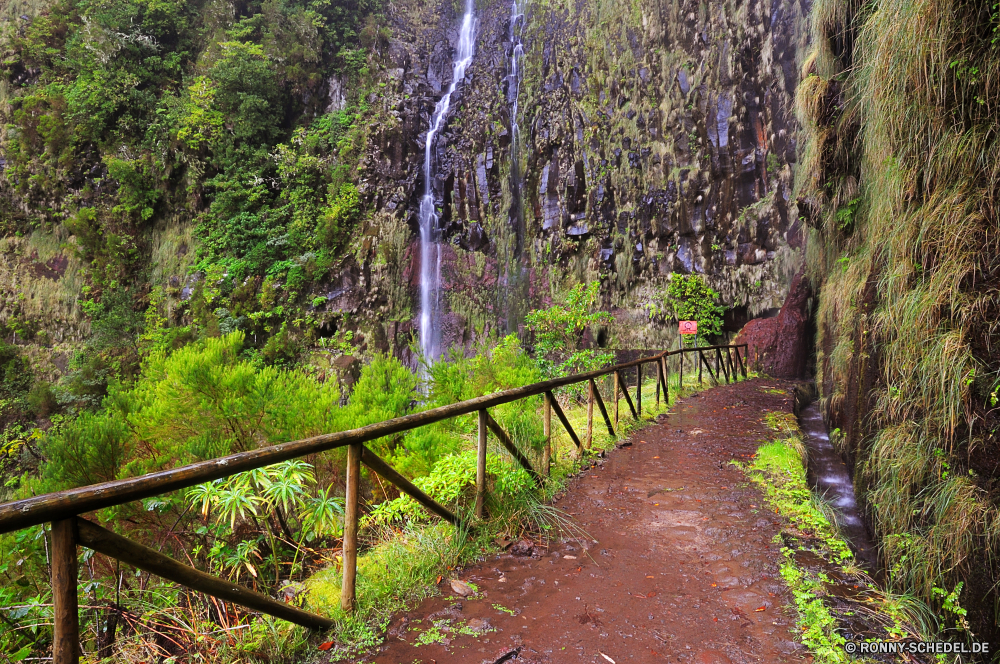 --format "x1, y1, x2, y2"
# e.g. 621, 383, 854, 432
418, 0, 477, 363
507, 0, 526, 248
